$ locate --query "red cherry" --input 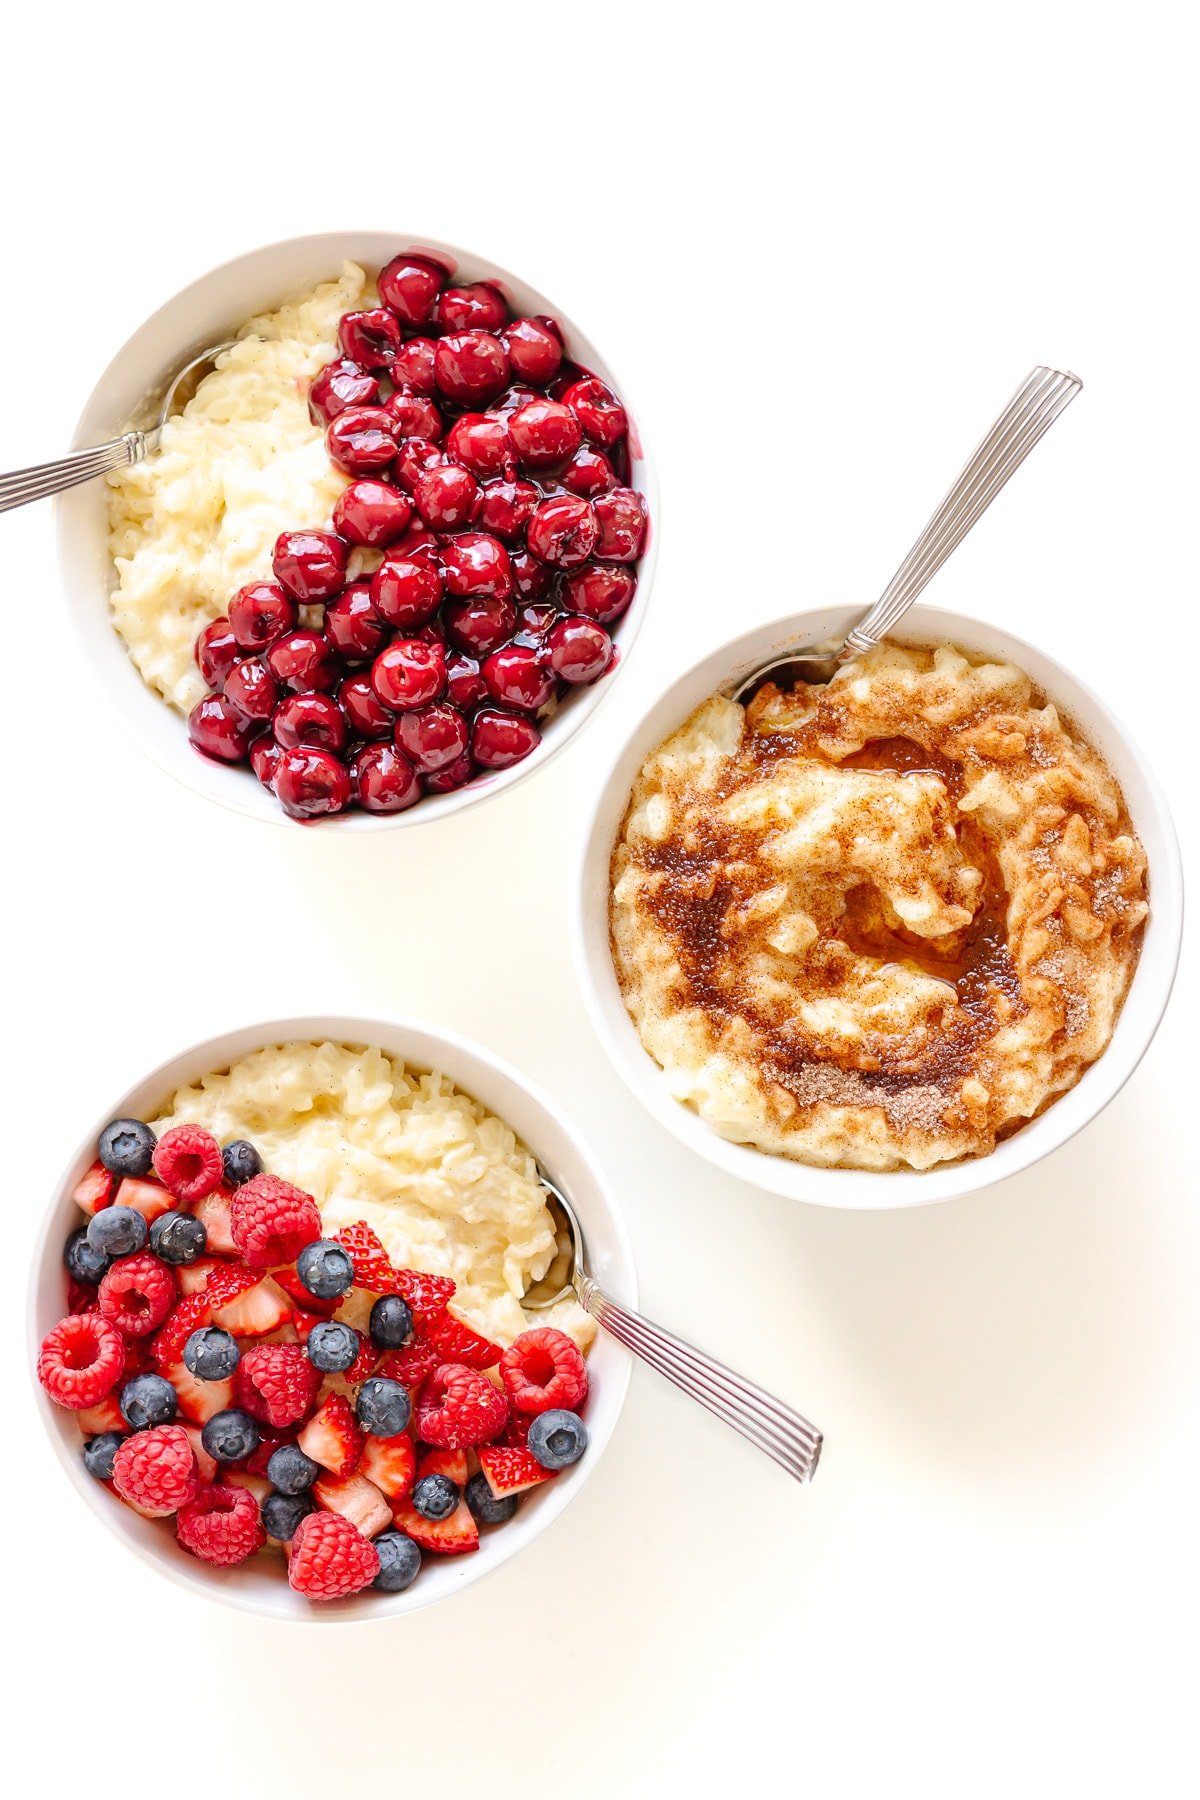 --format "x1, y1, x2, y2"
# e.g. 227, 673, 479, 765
332, 480, 413, 548
593, 487, 647, 562
274, 747, 353, 819
502, 317, 563, 385
228, 582, 297, 651
443, 596, 518, 658
393, 438, 445, 493
273, 691, 348, 754
444, 654, 488, 710
195, 617, 239, 691
188, 694, 251, 764
353, 743, 423, 814
434, 284, 508, 334
445, 413, 512, 477
264, 629, 339, 693
413, 463, 480, 531
482, 644, 555, 712
511, 550, 553, 602
561, 376, 627, 449
250, 737, 282, 789
338, 674, 394, 740
378, 254, 446, 326
223, 657, 279, 723
492, 383, 544, 419
433, 331, 510, 406
471, 707, 541, 769
563, 563, 636, 623
439, 532, 513, 601
560, 445, 617, 497
338, 308, 403, 370
385, 390, 444, 441
272, 531, 348, 603
370, 556, 443, 629
371, 638, 447, 711
309, 358, 380, 424
526, 495, 598, 568
474, 478, 539, 543
423, 751, 476, 794
546, 616, 614, 684
326, 405, 398, 476
324, 584, 389, 661
394, 702, 470, 773
518, 602, 560, 638
390, 338, 438, 395
509, 398, 581, 470
388, 518, 440, 558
